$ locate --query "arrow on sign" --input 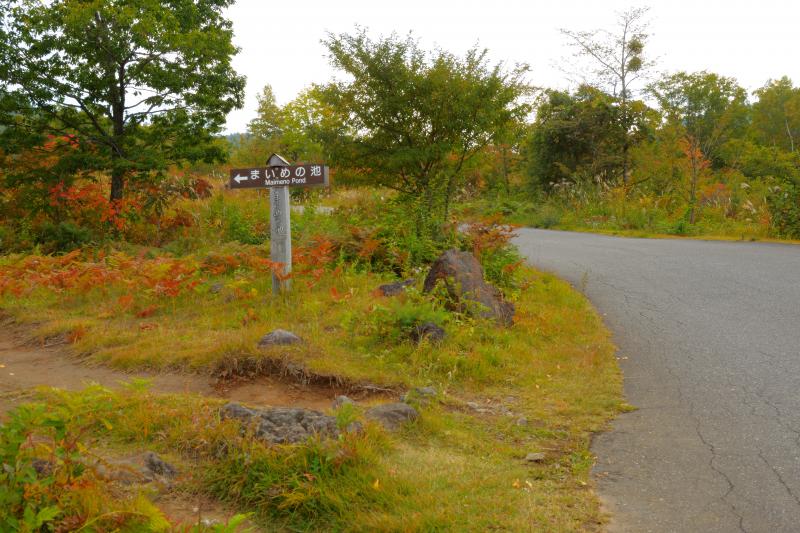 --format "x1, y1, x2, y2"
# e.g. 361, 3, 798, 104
233, 174, 248, 183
